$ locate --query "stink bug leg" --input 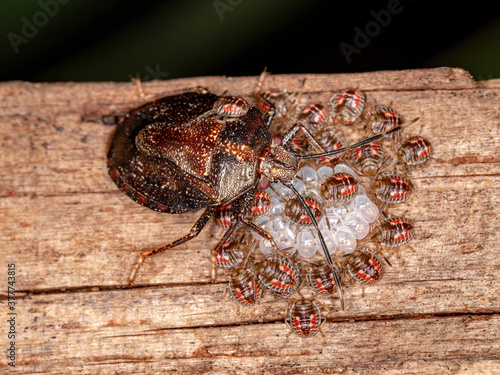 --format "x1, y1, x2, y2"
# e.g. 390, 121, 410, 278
129, 206, 216, 285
